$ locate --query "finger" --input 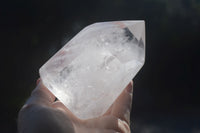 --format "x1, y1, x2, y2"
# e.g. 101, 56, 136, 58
98, 116, 130, 133
110, 81, 133, 125
88, 129, 117, 133
25, 81, 55, 106
85, 116, 130, 133
52, 101, 80, 122
52, 101, 70, 112
94, 129, 117, 133
36, 78, 41, 85
103, 81, 133, 115
103, 81, 133, 116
